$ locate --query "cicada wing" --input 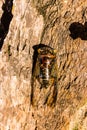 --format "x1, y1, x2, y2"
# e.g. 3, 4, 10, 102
43, 78, 58, 107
